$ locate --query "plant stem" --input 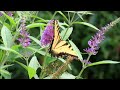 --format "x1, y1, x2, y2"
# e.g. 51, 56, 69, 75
76, 54, 92, 79
51, 11, 57, 20
85, 54, 92, 66
76, 67, 85, 79
71, 12, 76, 23
68, 12, 70, 23
40, 47, 48, 79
